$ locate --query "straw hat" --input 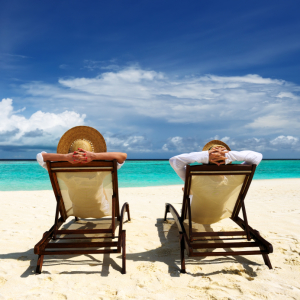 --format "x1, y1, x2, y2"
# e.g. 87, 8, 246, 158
202, 139, 231, 151
57, 126, 107, 154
